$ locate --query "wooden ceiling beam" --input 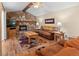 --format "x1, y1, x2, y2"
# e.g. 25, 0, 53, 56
22, 2, 33, 12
